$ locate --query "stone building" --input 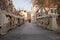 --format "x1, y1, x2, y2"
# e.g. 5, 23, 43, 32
27, 12, 31, 22
31, 0, 60, 33
31, 0, 59, 23
0, 0, 24, 35
0, 0, 15, 13
32, 0, 58, 14
18, 10, 28, 21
